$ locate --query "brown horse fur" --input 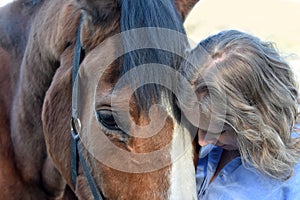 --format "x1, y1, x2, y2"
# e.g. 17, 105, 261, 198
0, 0, 199, 199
